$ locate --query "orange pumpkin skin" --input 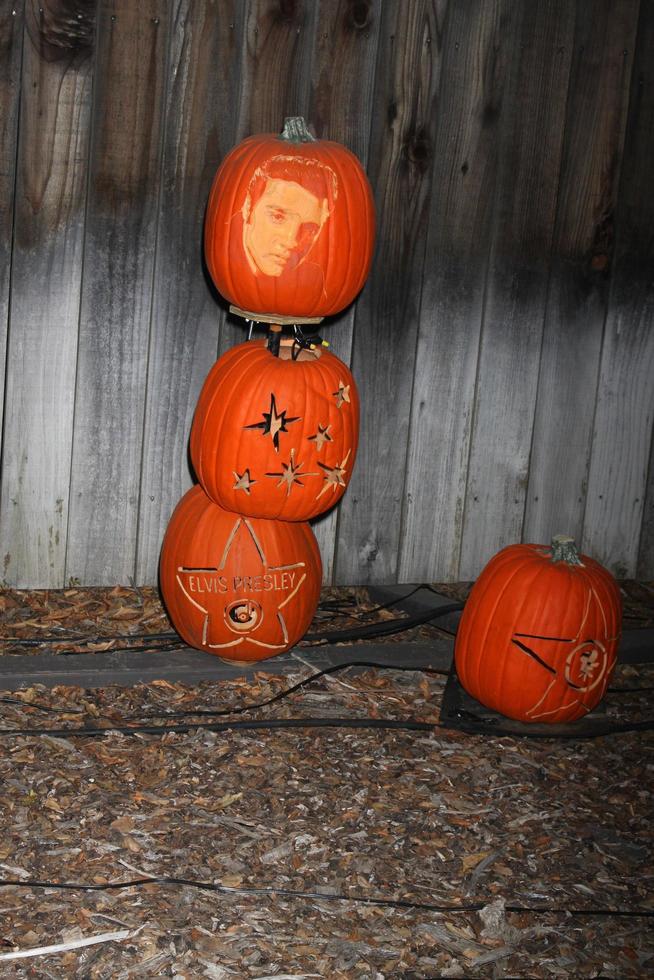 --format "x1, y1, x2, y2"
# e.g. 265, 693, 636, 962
454, 537, 622, 724
160, 485, 321, 661
190, 340, 359, 521
204, 118, 375, 318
